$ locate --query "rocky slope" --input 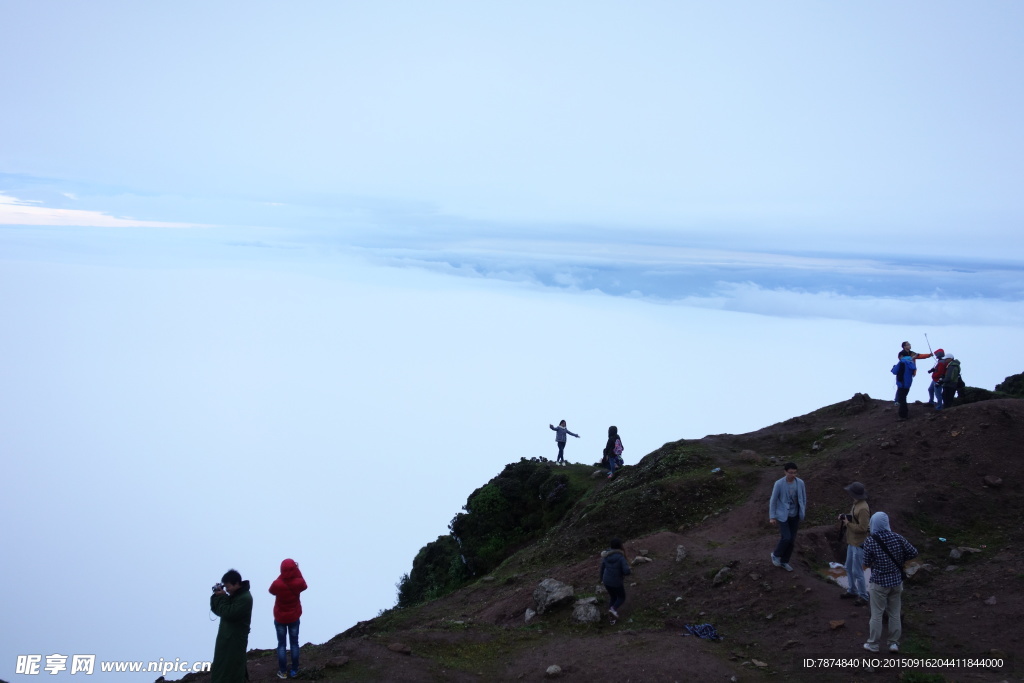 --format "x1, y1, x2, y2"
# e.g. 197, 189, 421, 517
183, 390, 1024, 683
